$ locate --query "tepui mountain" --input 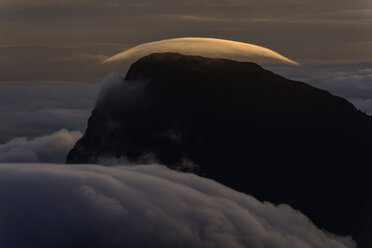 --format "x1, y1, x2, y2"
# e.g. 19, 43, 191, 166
67, 52, 372, 247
